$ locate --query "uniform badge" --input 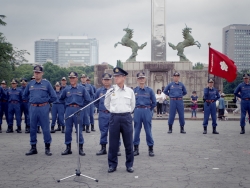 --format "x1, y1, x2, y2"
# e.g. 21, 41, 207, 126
31, 86, 34, 88
115, 68, 119, 73
67, 92, 70, 94
35, 66, 40, 71
100, 93, 103, 97
171, 85, 174, 88
135, 93, 137, 95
